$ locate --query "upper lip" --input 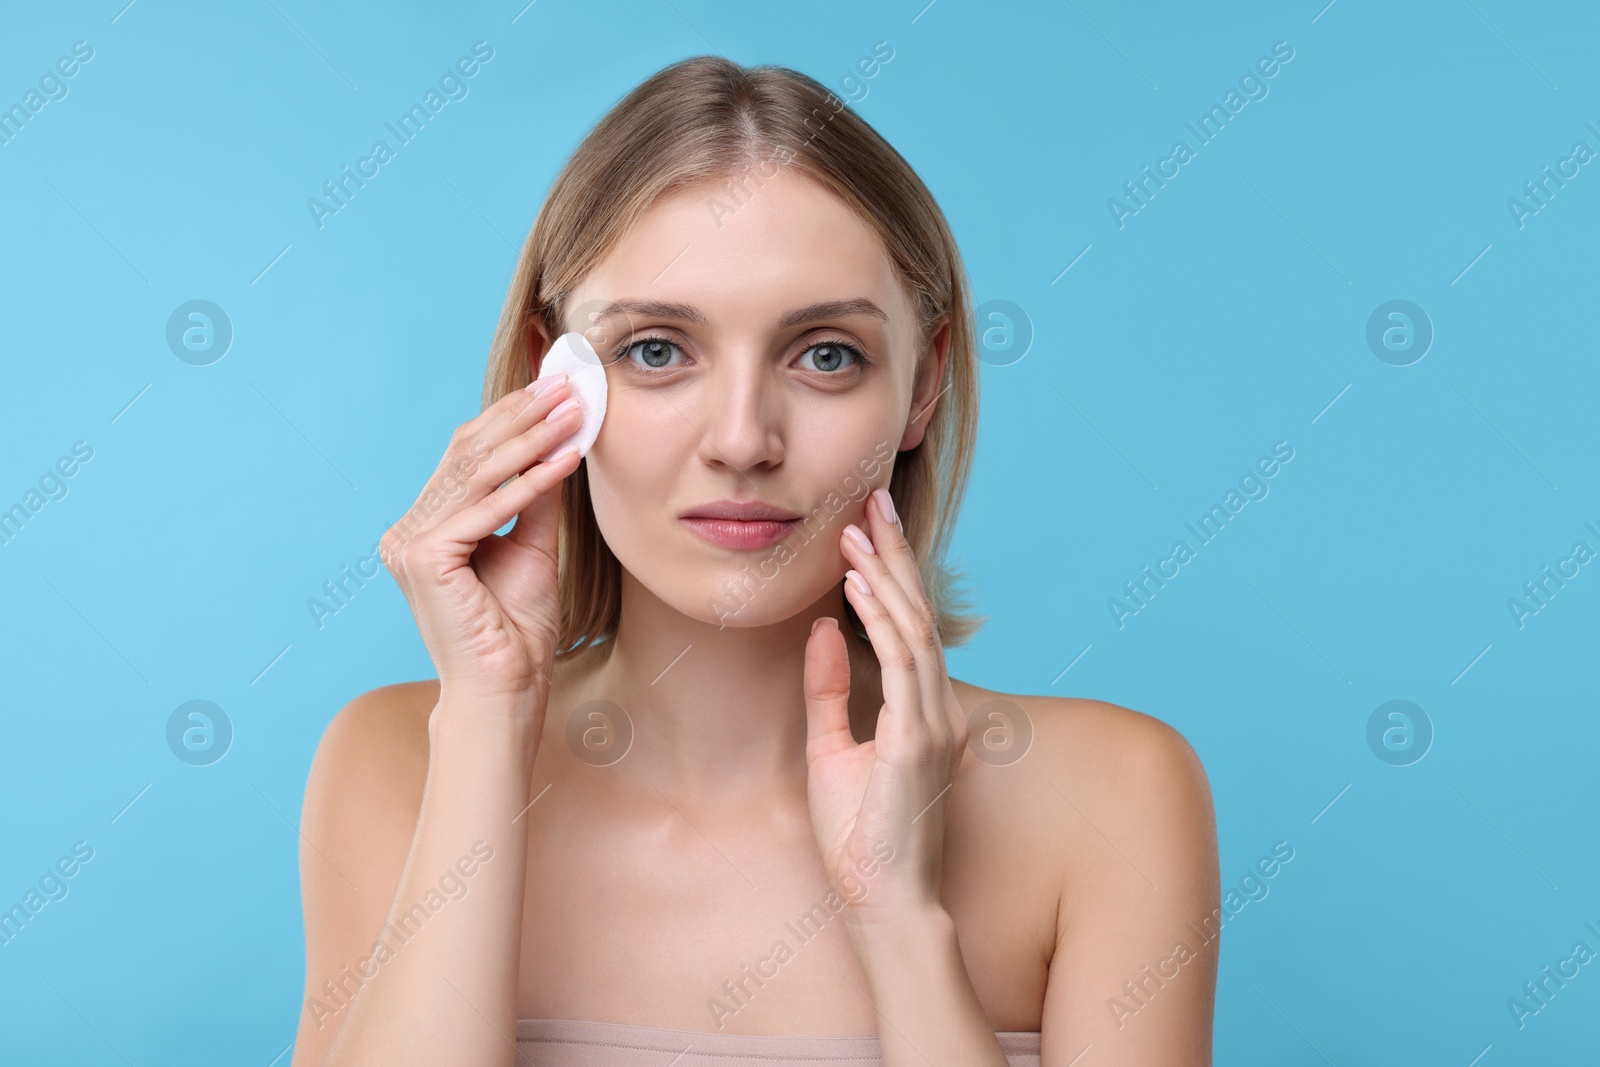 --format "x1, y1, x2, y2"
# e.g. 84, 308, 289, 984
680, 499, 802, 521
